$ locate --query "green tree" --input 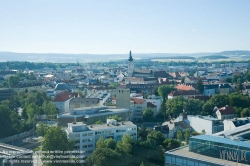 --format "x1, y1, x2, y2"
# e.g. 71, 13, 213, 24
147, 130, 165, 145
86, 148, 122, 166
177, 130, 183, 141
8, 75, 20, 87
96, 136, 106, 148
108, 115, 122, 122
41, 126, 74, 166
152, 86, 159, 96
36, 123, 50, 136
105, 138, 116, 150
166, 96, 184, 117
158, 85, 176, 101
77, 90, 86, 98
225, 78, 232, 83
143, 108, 154, 122
184, 130, 190, 144
163, 138, 181, 151
95, 120, 103, 124
241, 108, 250, 117
138, 124, 150, 141
246, 73, 250, 82
196, 78, 204, 93
184, 98, 204, 115
201, 101, 214, 116
42, 101, 57, 117
236, 78, 243, 92
201, 129, 206, 135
